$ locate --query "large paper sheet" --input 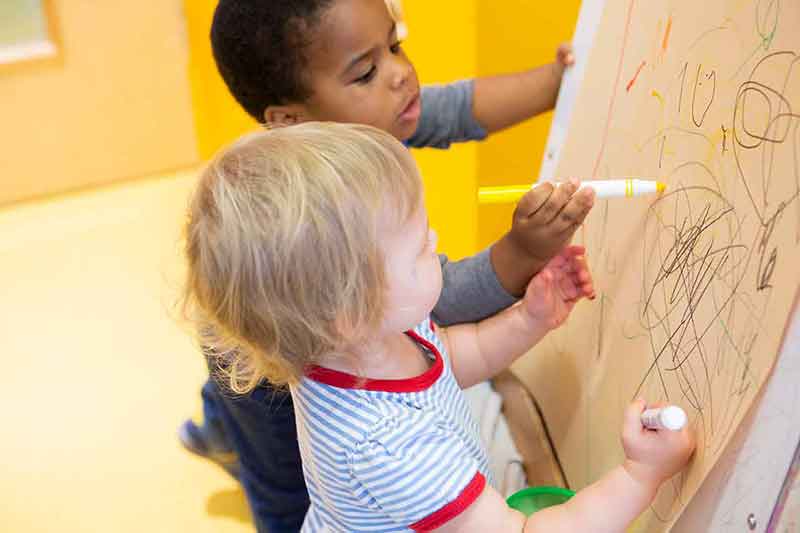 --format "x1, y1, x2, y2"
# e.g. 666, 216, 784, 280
515, 1, 800, 529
